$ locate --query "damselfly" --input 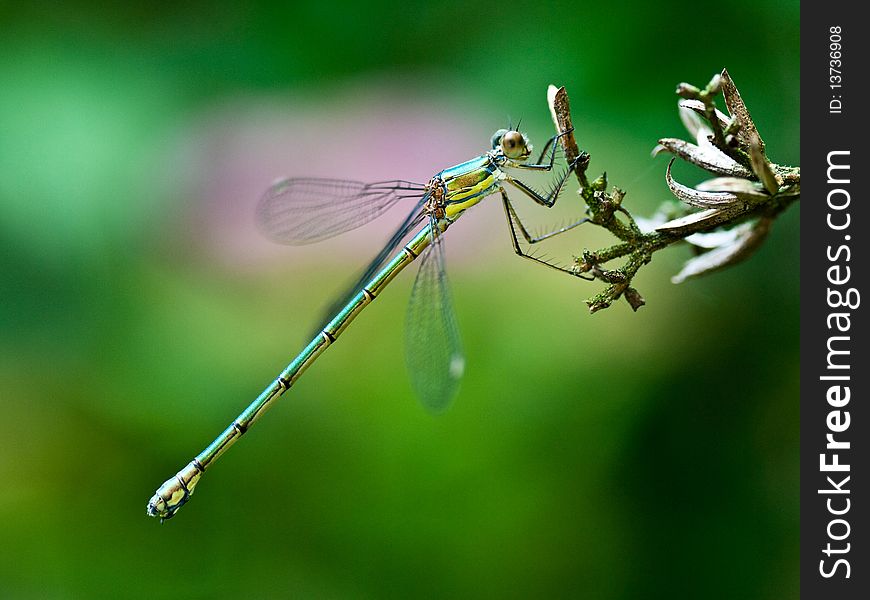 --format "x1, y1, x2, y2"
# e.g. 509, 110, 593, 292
147, 126, 587, 520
